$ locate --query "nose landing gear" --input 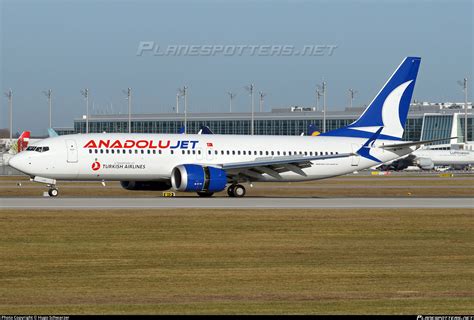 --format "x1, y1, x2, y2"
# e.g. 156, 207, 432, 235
30, 176, 59, 197
48, 187, 59, 197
